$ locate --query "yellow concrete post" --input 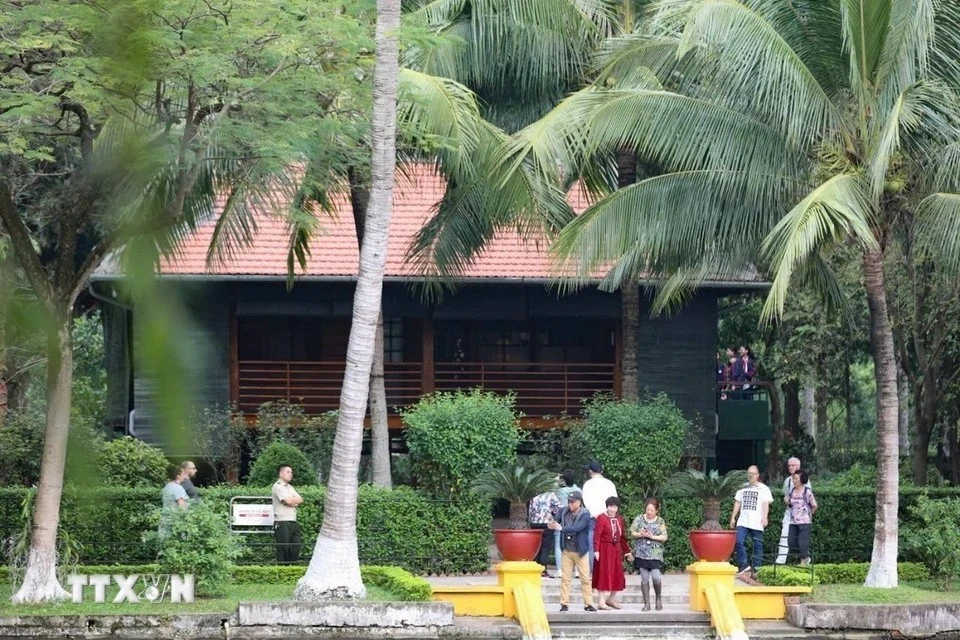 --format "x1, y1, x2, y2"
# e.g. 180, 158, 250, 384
687, 561, 737, 612
496, 561, 544, 618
